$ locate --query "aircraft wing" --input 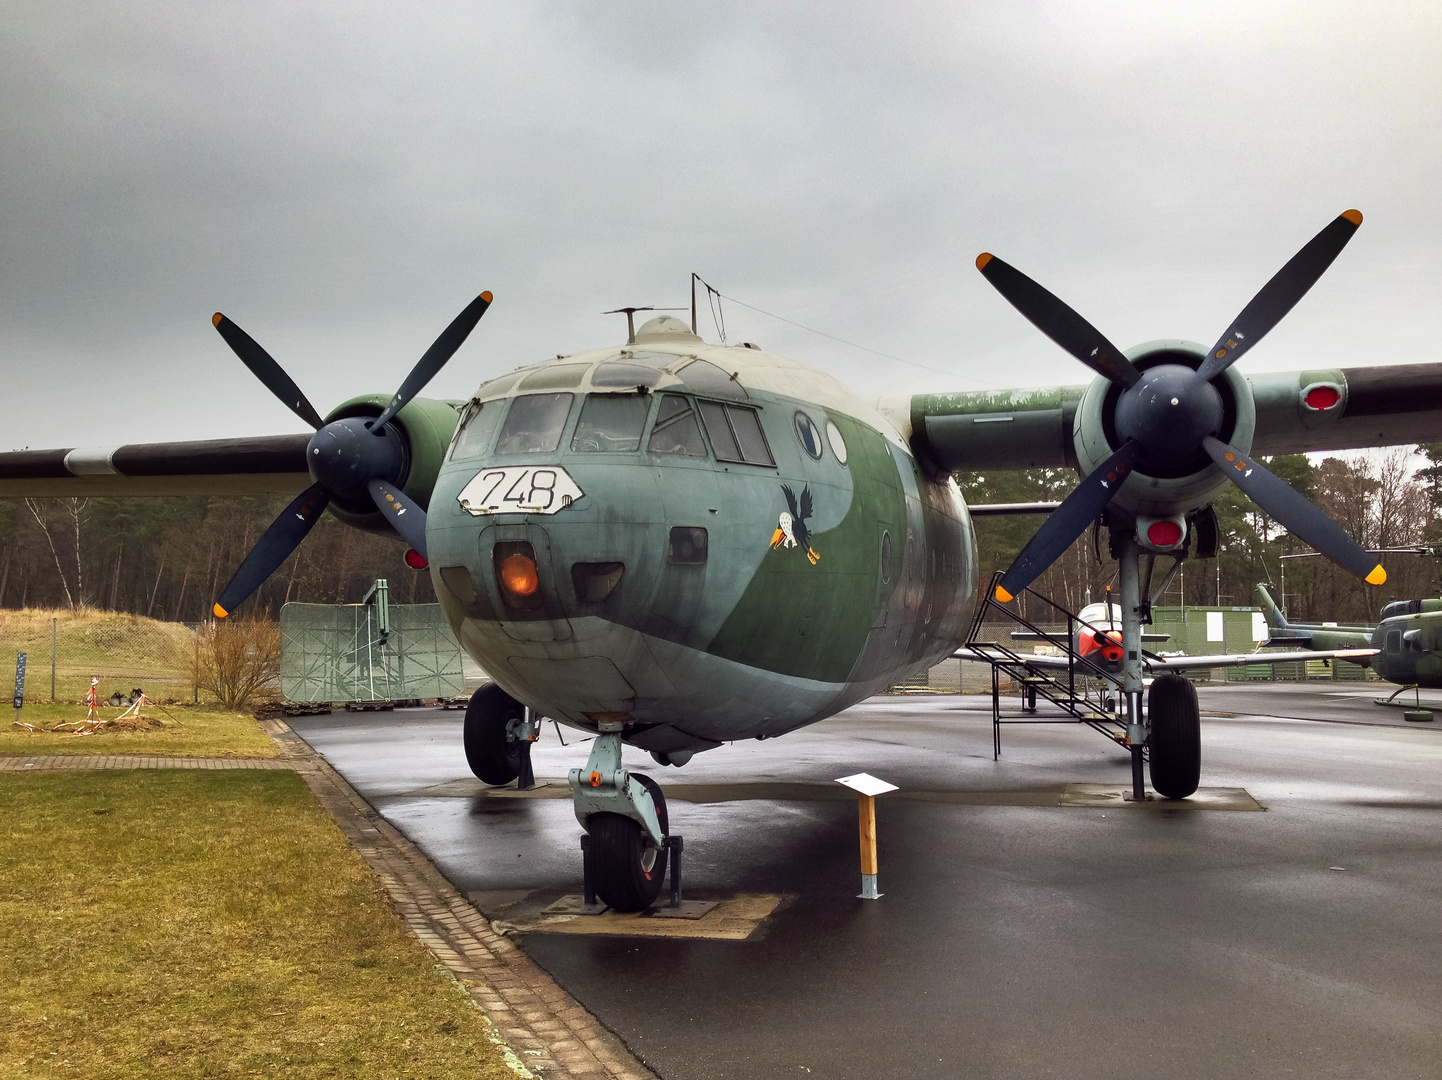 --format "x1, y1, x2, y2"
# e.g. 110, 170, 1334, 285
905, 363, 1442, 472
0, 436, 311, 497
1143, 647, 1379, 671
